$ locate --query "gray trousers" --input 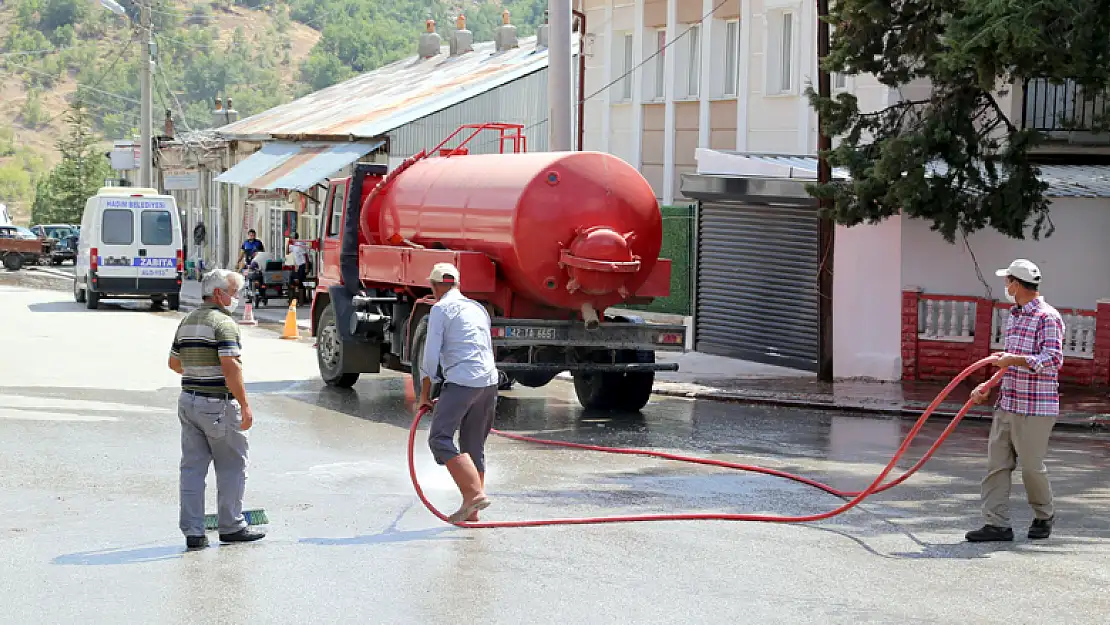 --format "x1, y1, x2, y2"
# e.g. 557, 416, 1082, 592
428, 383, 498, 473
178, 391, 249, 536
